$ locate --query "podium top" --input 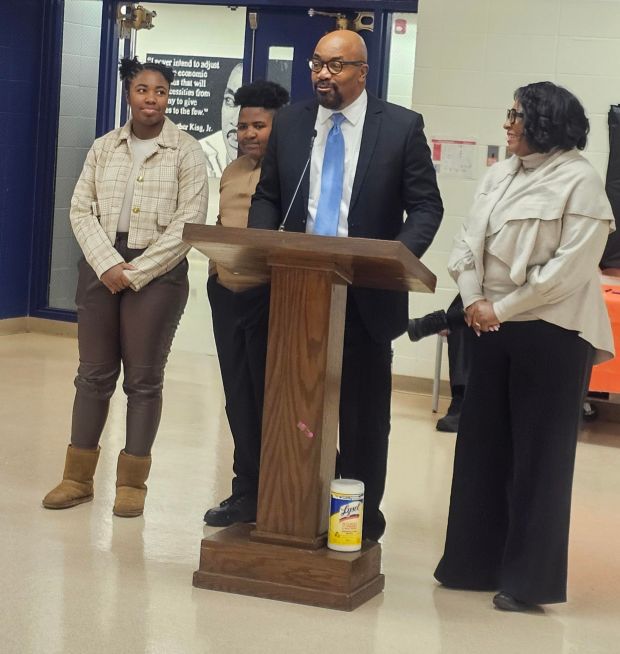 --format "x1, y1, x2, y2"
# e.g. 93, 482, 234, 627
183, 224, 436, 293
